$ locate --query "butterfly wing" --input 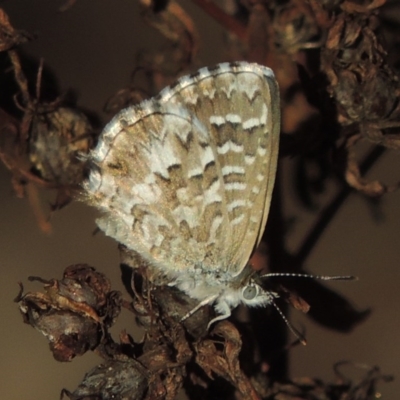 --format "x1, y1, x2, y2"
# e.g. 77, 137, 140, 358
161, 63, 280, 276
85, 100, 232, 280
84, 62, 280, 283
